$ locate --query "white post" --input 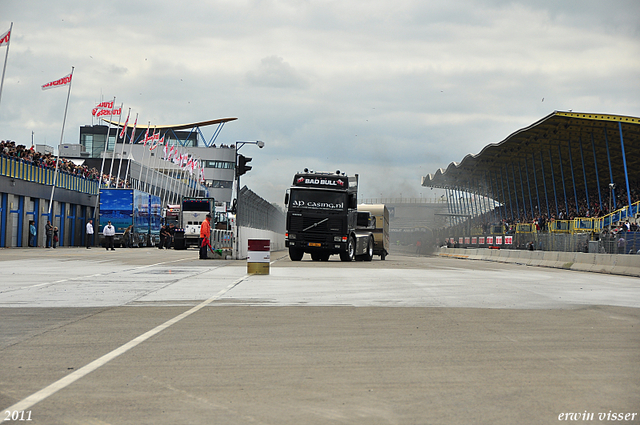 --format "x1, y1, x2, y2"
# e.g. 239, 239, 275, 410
48, 66, 74, 217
